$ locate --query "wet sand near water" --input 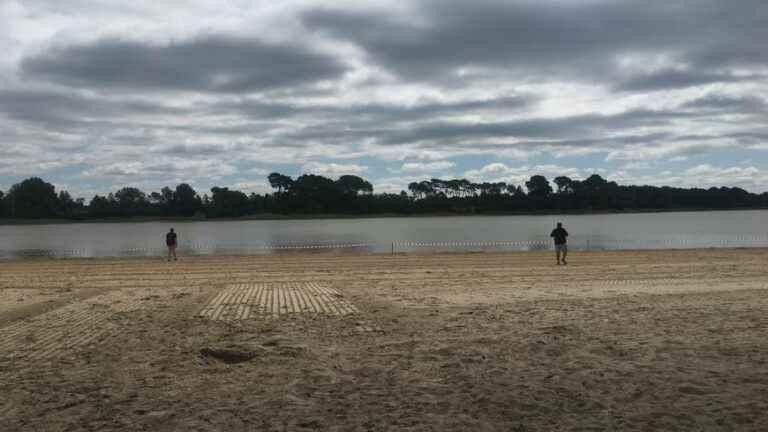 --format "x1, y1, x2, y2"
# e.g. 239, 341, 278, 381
1, 249, 767, 431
